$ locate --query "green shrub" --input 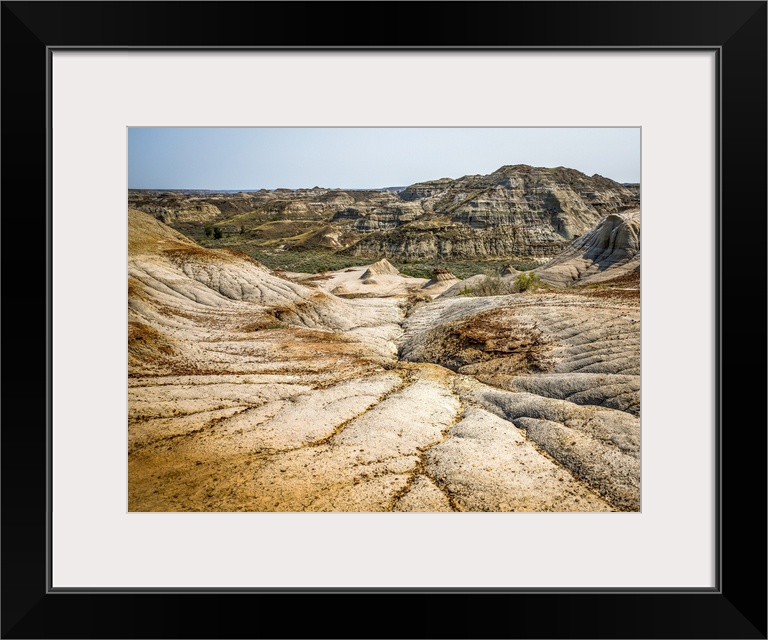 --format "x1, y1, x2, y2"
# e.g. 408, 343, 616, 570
515, 271, 541, 292
213, 227, 223, 239
474, 272, 515, 296
204, 224, 213, 237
